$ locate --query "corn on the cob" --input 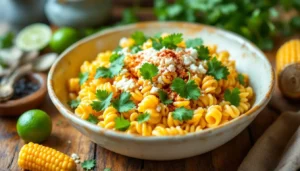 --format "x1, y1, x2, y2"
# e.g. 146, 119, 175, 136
18, 142, 77, 171
276, 39, 300, 74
